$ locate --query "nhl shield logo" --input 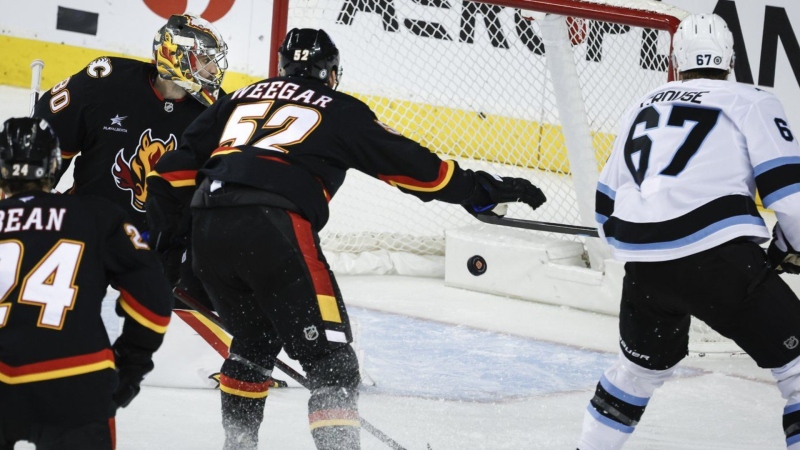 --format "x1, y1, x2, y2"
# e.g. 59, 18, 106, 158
164, 101, 174, 113
303, 325, 319, 341
785, 336, 799, 350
